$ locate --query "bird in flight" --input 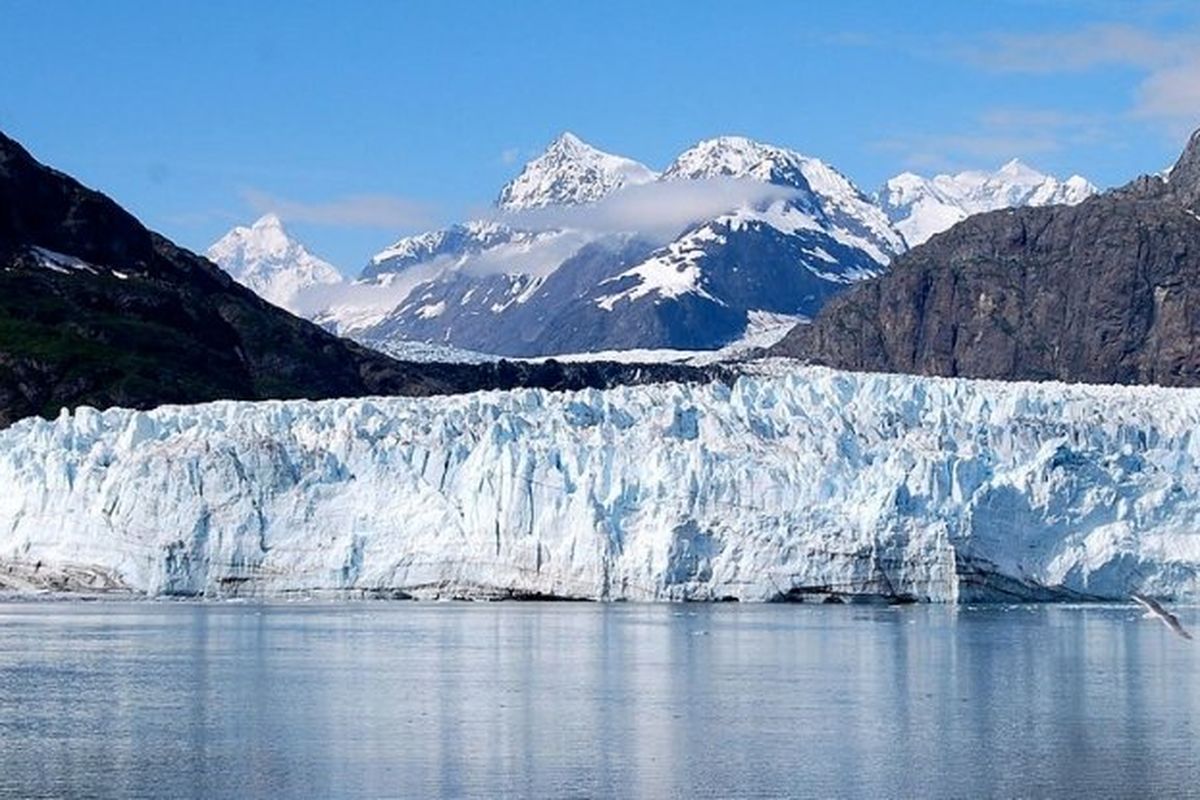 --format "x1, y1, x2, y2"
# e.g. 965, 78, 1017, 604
1131, 593, 1193, 640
